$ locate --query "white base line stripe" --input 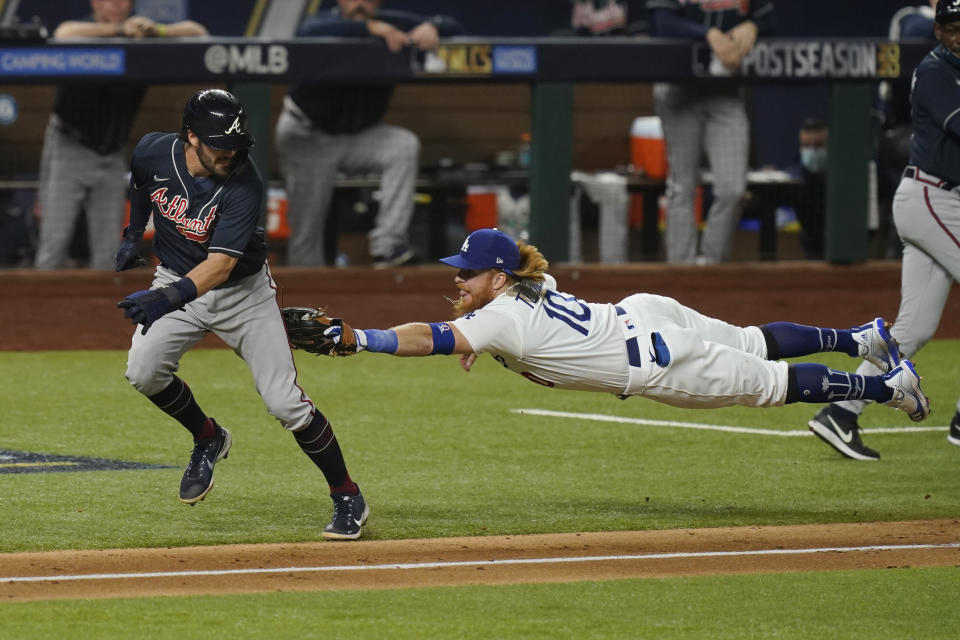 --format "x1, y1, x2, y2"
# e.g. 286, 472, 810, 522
4, 542, 959, 584
511, 408, 949, 437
